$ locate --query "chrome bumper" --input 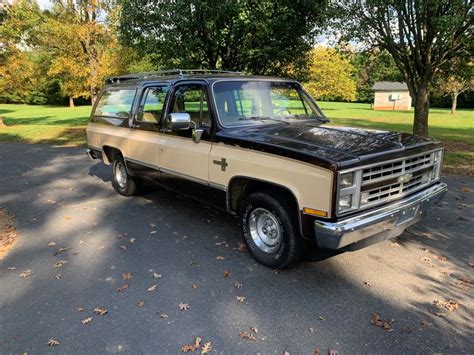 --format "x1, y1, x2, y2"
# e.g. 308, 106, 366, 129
315, 182, 447, 250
